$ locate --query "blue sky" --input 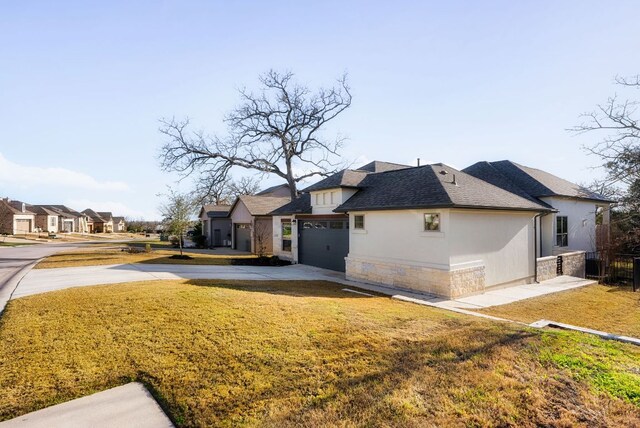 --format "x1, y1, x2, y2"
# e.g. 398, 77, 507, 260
1, 1, 638, 219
